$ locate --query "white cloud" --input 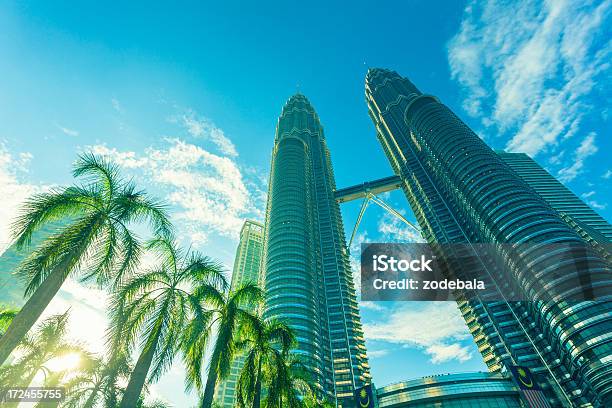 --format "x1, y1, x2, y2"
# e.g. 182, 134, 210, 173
359, 301, 385, 311
0, 143, 40, 252
88, 138, 264, 244
557, 132, 598, 182
348, 209, 425, 297
178, 111, 238, 157
349, 231, 369, 296
587, 200, 607, 210
367, 349, 389, 358
576, 132, 599, 157
602, 170, 612, 179
426, 343, 472, 364
548, 150, 565, 165
580, 190, 608, 210
377, 212, 425, 243
90, 145, 148, 168
56, 124, 79, 137
448, 0, 611, 159
362, 302, 472, 364
581, 191, 596, 199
